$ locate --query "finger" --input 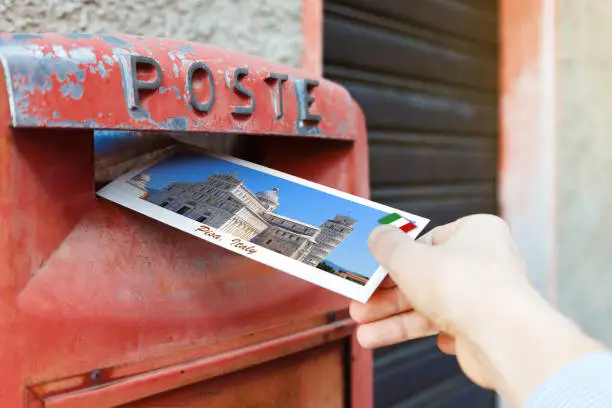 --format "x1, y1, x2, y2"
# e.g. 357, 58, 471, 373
437, 332, 456, 355
349, 286, 412, 324
356, 311, 438, 349
368, 225, 407, 265
417, 221, 460, 246
368, 225, 442, 292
